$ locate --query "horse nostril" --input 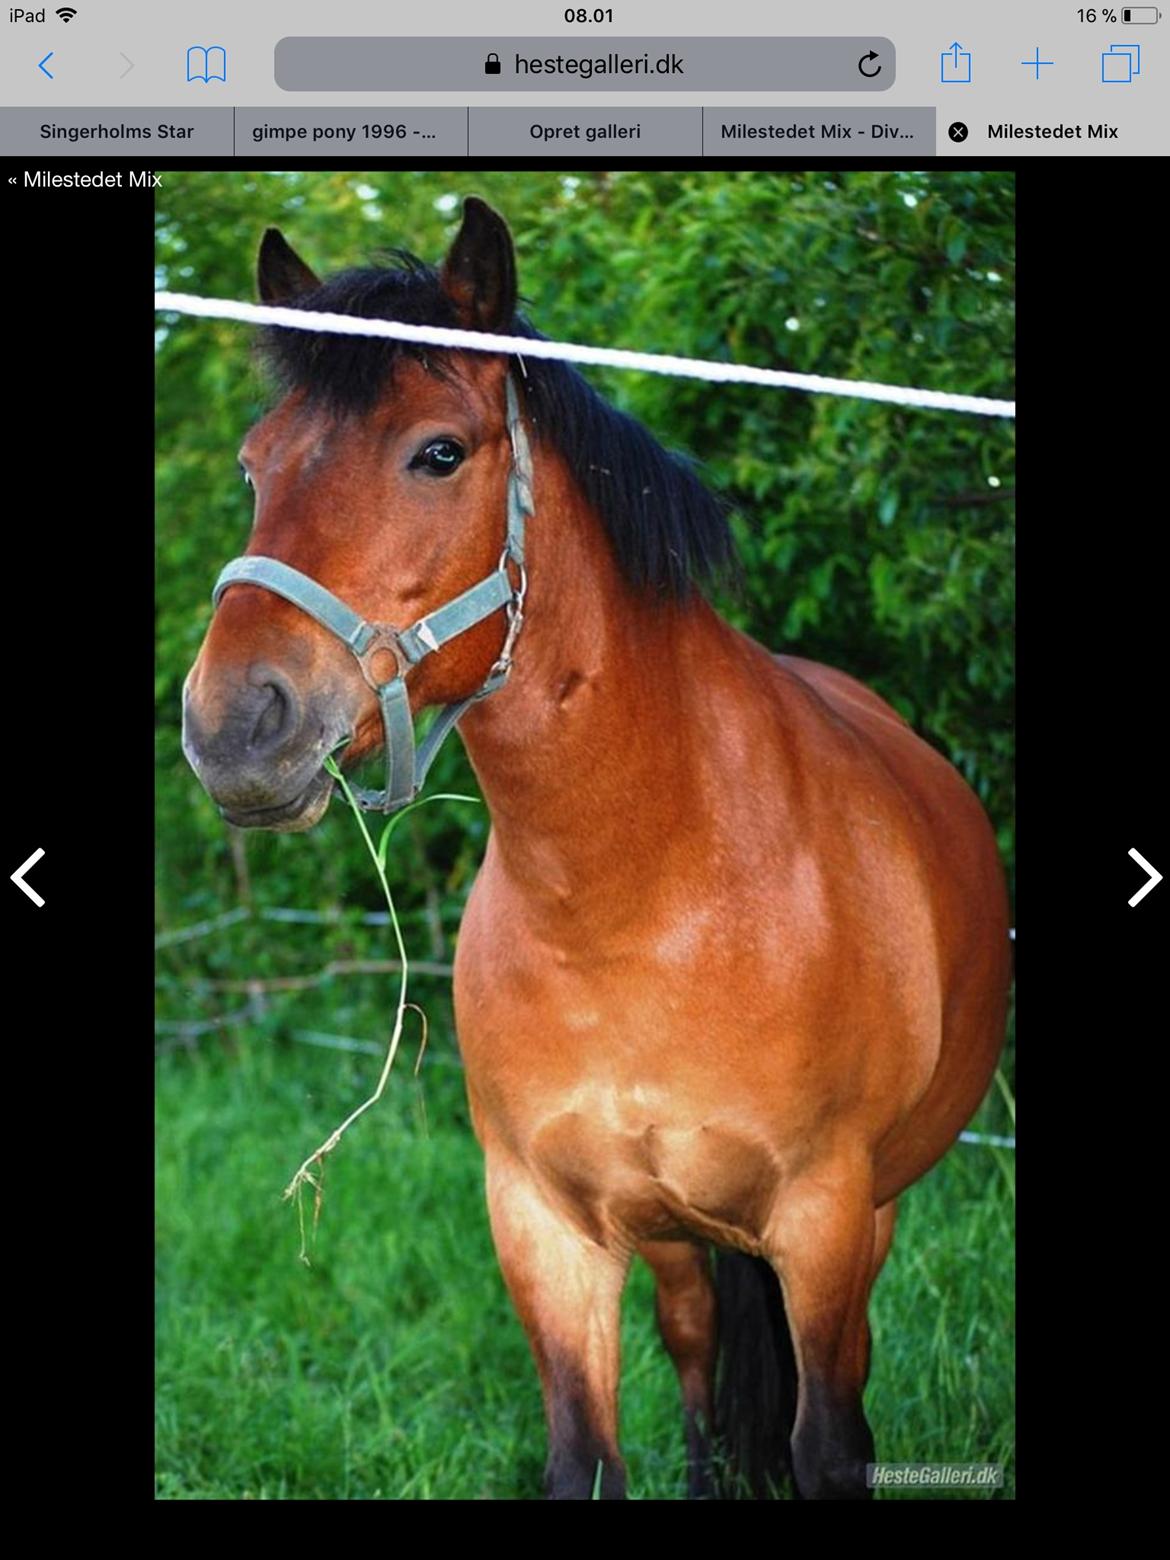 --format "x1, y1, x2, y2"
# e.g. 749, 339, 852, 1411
249, 675, 297, 753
